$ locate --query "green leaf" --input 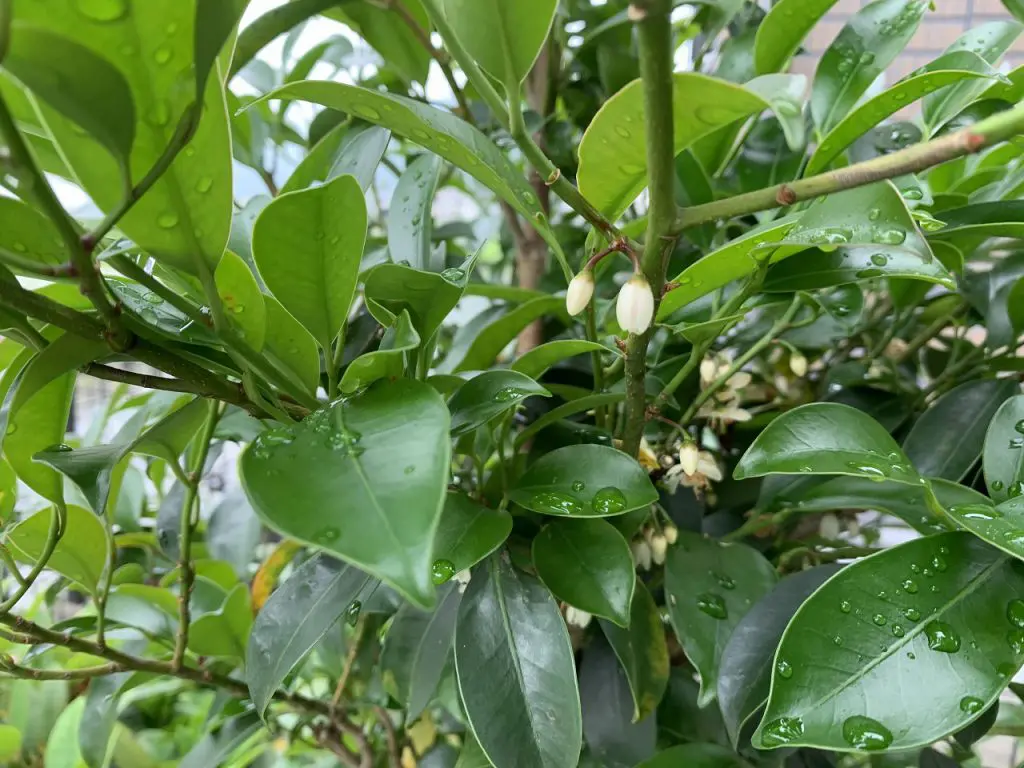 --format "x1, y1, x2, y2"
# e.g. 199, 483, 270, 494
636, 744, 746, 768
79, 671, 134, 768
328, 0, 430, 84
533, 519, 635, 627
7, 505, 108, 595
0, 198, 66, 272
263, 296, 321, 397
515, 393, 626, 449
718, 566, 842, 748
448, 370, 550, 436
439, 0, 557, 87
363, 262, 464, 343
17, 0, 233, 276
454, 555, 582, 768
230, 0, 341, 78
577, 73, 795, 218
193, 0, 248, 99
923, 21, 1024, 133
44, 698, 85, 768
984, 394, 1024, 502
253, 173, 366, 352
340, 310, 421, 395
36, 398, 211, 515
180, 713, 262, 768
510, 444, 658, 517
754, 0, 839, 75
735, 402, 921, 485
903, 379, 1020, 482
805, 52, 1001, 176
810, 0, 928, 135
454, 733, 491, 768
664, 531, 778, 706
580, 635, 657, 767
281, 123, 391, 195
0, 724, 21, 763
188, 583, 252, 658
512, 340, 616, 380
433, 491, 512, 574
247, 554, 370, 718
599, 582, 670, 721
388, 154, 442, 271
250, 83, 553, 237
752, 532, 1024, 752
215, 250, 266, 351
445, 296, 568, 373
241, 379, 450, 608
763, 246, 953, 292
383, 583, 463, 718
4, 24, 135, 179
944, 494, 1024, 562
